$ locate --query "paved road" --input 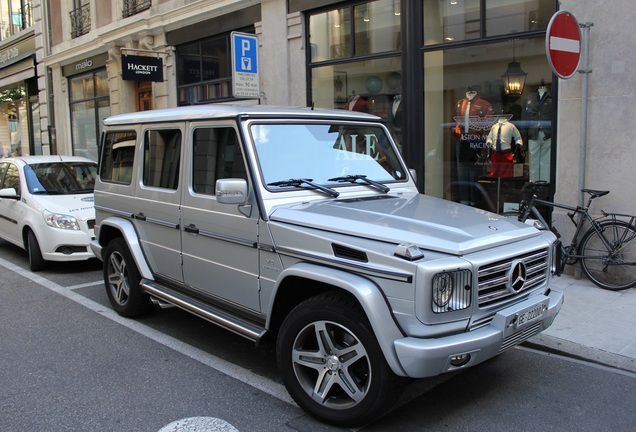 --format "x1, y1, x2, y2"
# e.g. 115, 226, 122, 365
1, 242, 635, 431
